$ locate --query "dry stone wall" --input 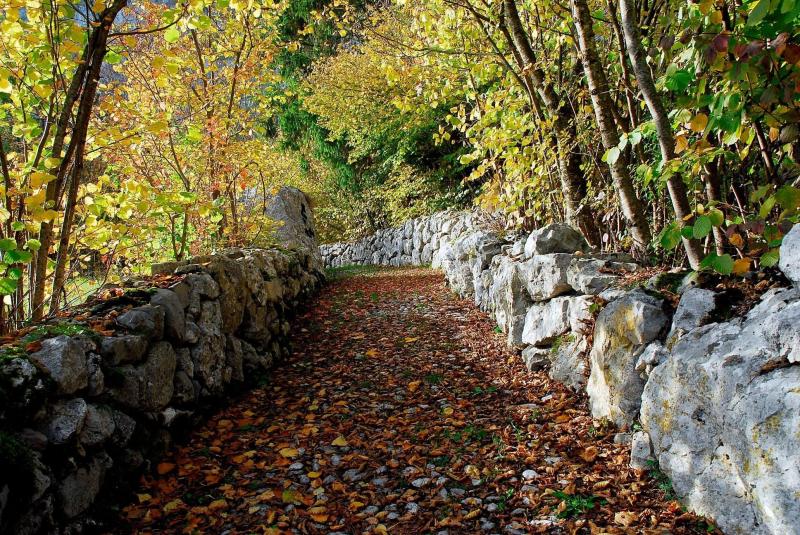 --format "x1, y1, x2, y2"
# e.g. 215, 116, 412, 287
0, 187, 324, 534
322, 212, 800, 535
